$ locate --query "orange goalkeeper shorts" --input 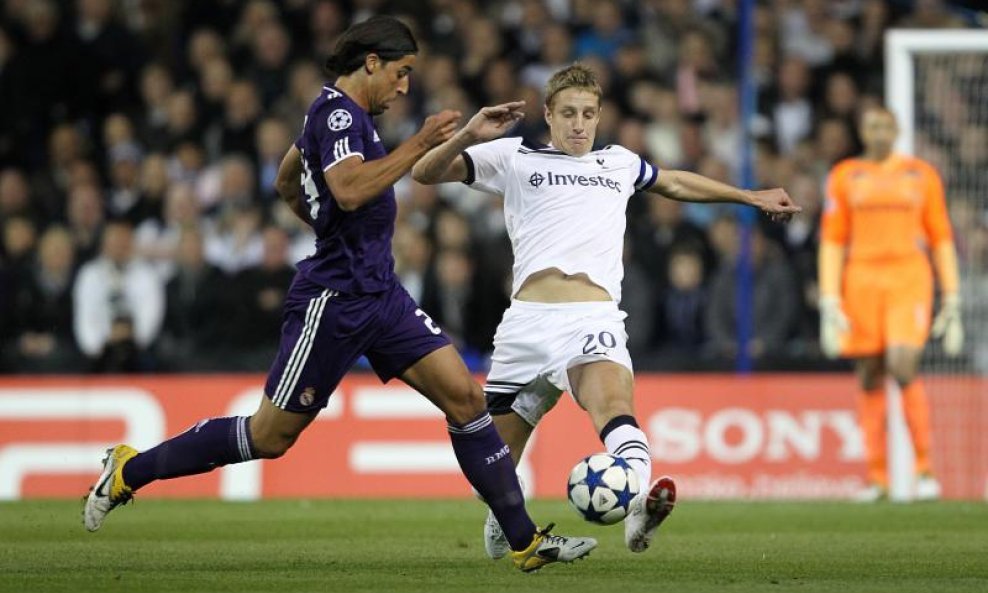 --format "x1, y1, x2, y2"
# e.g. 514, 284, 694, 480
841, 257, 933, 356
